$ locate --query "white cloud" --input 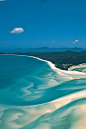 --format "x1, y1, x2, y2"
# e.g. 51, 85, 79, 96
50, 41, 55, 43
10, 27, 24, 34
75, 40, 79, 42
72, 40, 79, 44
